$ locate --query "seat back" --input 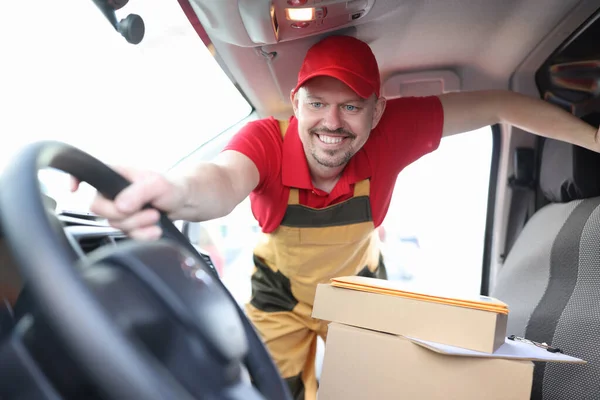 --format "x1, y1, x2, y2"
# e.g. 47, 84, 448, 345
492, 137, 600, 400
